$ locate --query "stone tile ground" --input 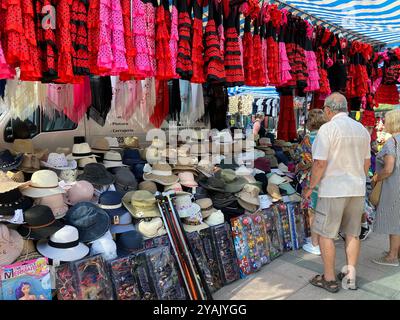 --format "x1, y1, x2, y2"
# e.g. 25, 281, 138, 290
213, 232, 400, 300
